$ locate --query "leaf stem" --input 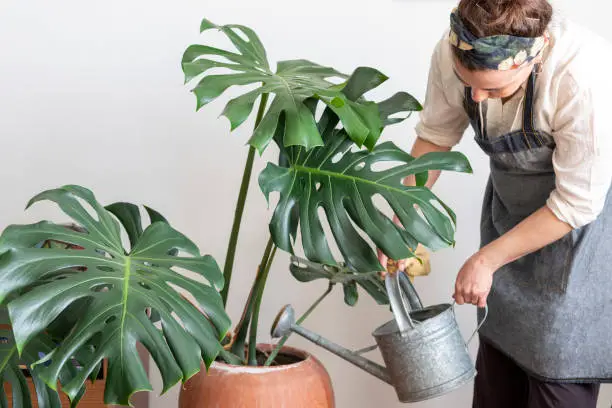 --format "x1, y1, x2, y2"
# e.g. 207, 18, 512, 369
230, 236, 274, 359
247, 244, 277, 366
264, 283, 333, 366
220, 93, 269, 306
